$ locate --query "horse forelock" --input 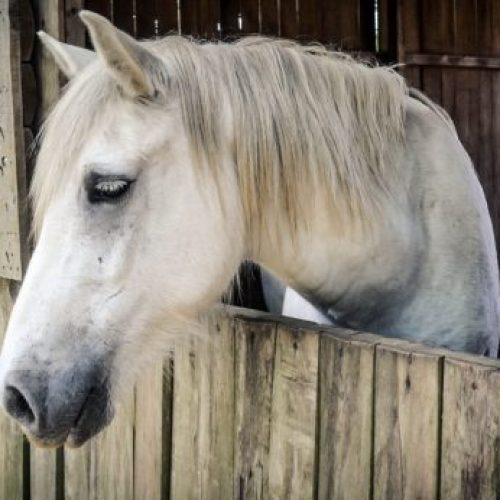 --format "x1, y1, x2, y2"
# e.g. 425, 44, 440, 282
32, 36, 408, 238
